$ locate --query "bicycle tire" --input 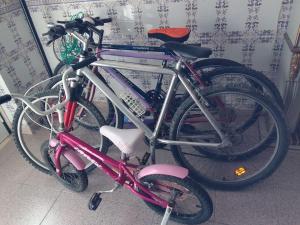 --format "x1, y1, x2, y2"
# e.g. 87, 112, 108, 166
140, 174, 213, 224
170, 86, 288, 190
40, 141, 88, 192
196, 65, 284, 109
12, 89, 109, 174
192, 58, 242, 70
53, 61, 68, 75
